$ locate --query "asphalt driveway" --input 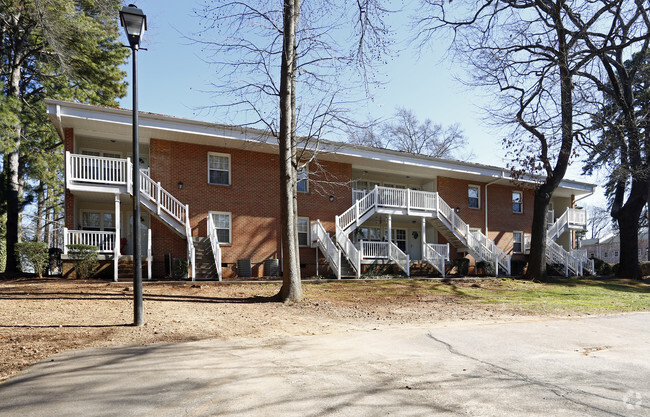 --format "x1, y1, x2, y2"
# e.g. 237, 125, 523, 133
1, 313, 648, 416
